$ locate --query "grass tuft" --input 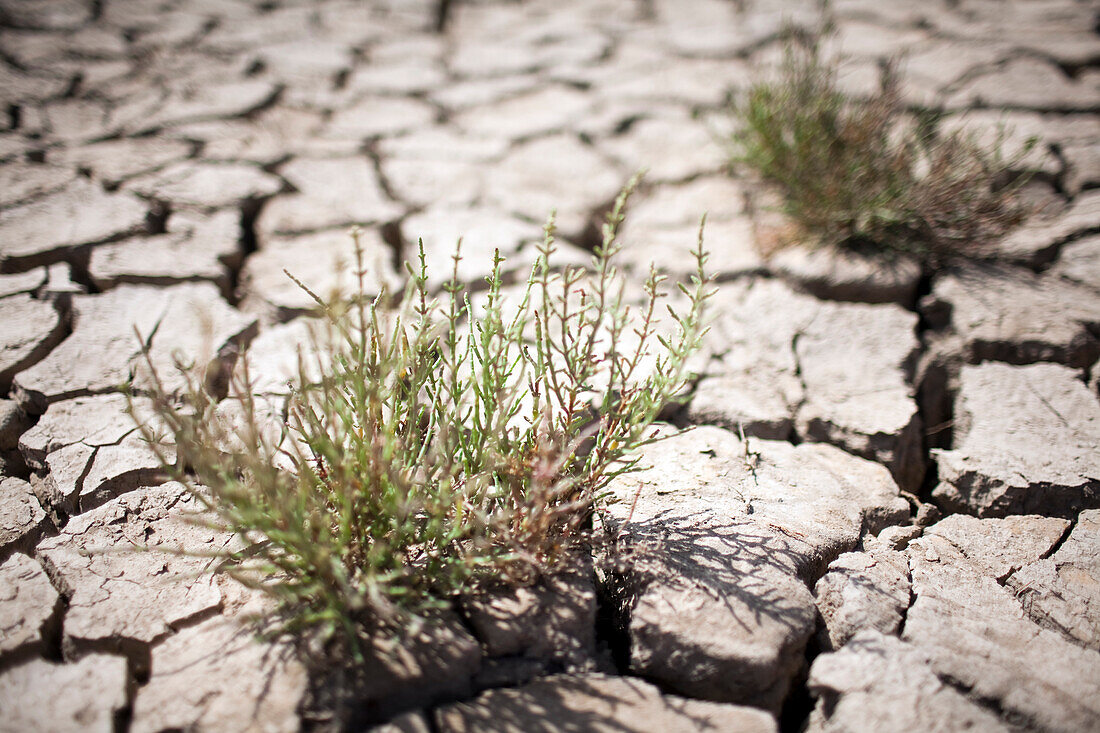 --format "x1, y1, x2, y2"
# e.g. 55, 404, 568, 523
127, 177, 712, 649
732, 23, 1034, 262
